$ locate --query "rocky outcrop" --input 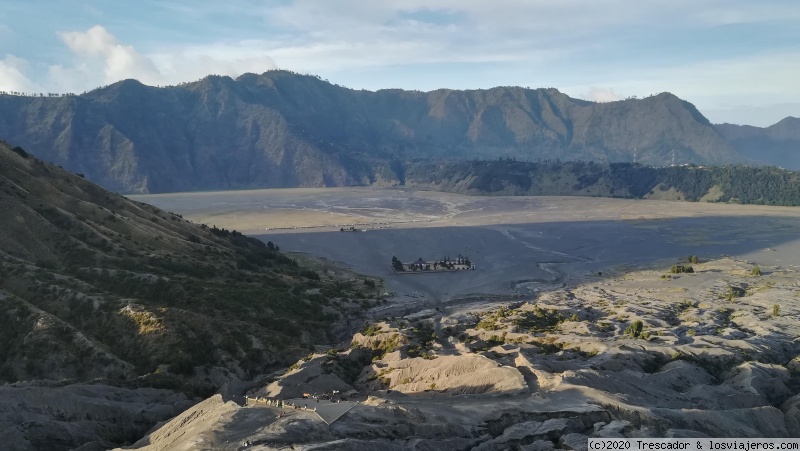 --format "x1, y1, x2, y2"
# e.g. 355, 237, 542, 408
0, 383, 193, 451
360, 354, 527, 395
